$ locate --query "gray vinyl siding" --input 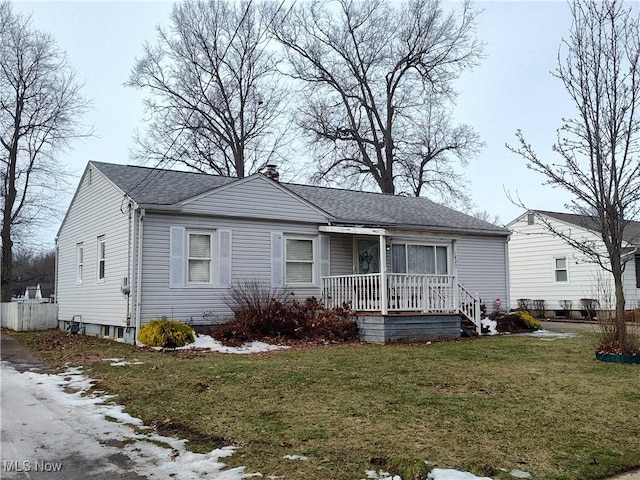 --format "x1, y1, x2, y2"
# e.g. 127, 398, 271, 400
139, 212, 323, 326
181, 176, 328, 224
456, 235, 509, 309
328, 234, 355, 276
57, 166, 131, 326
